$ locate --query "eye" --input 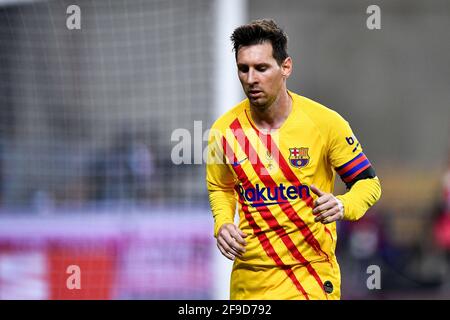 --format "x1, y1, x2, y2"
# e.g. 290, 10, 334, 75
256, 65, 268, 72
238, 65, 249, 73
